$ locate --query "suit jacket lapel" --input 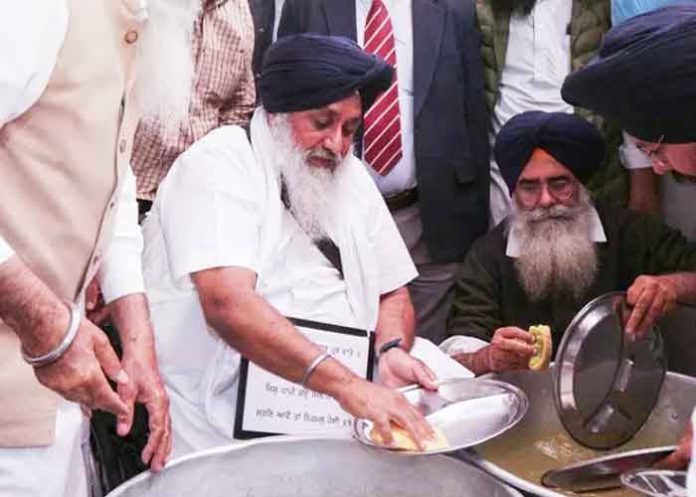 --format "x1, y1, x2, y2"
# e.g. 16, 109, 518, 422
324, 0, 358, 40
413, 0, 445, 119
